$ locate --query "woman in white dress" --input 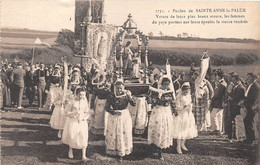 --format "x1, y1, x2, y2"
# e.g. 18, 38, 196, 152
47, 67, 66, 138
105, 78, 136, 162
62, 87, 90, 161
173, 82, 197, 154
148, 75, 177, 160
